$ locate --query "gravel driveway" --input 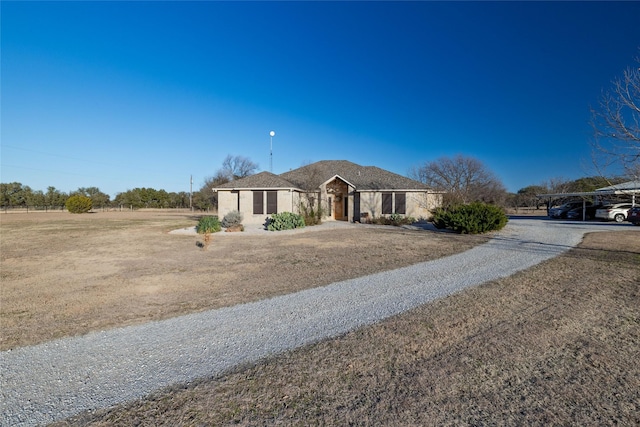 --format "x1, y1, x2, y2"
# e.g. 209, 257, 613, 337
0, 218, 633, 426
